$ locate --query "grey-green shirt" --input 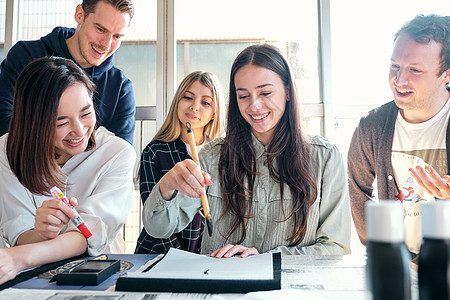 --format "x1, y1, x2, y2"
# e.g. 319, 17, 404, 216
143, 134, 351, 255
